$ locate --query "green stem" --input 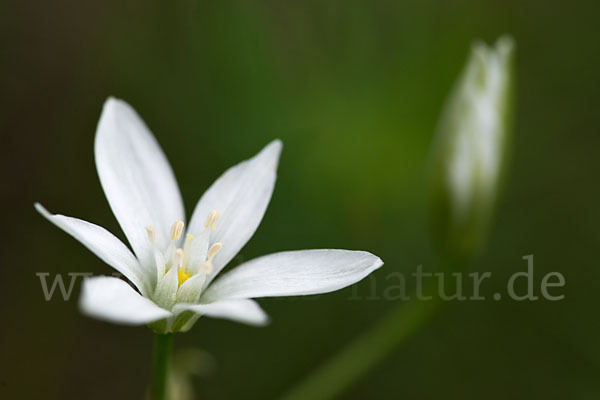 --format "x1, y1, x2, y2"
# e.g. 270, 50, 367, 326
152, 332, 173, 400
